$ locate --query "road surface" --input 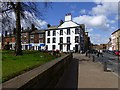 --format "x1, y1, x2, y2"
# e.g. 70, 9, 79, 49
90, 52, 120, 76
